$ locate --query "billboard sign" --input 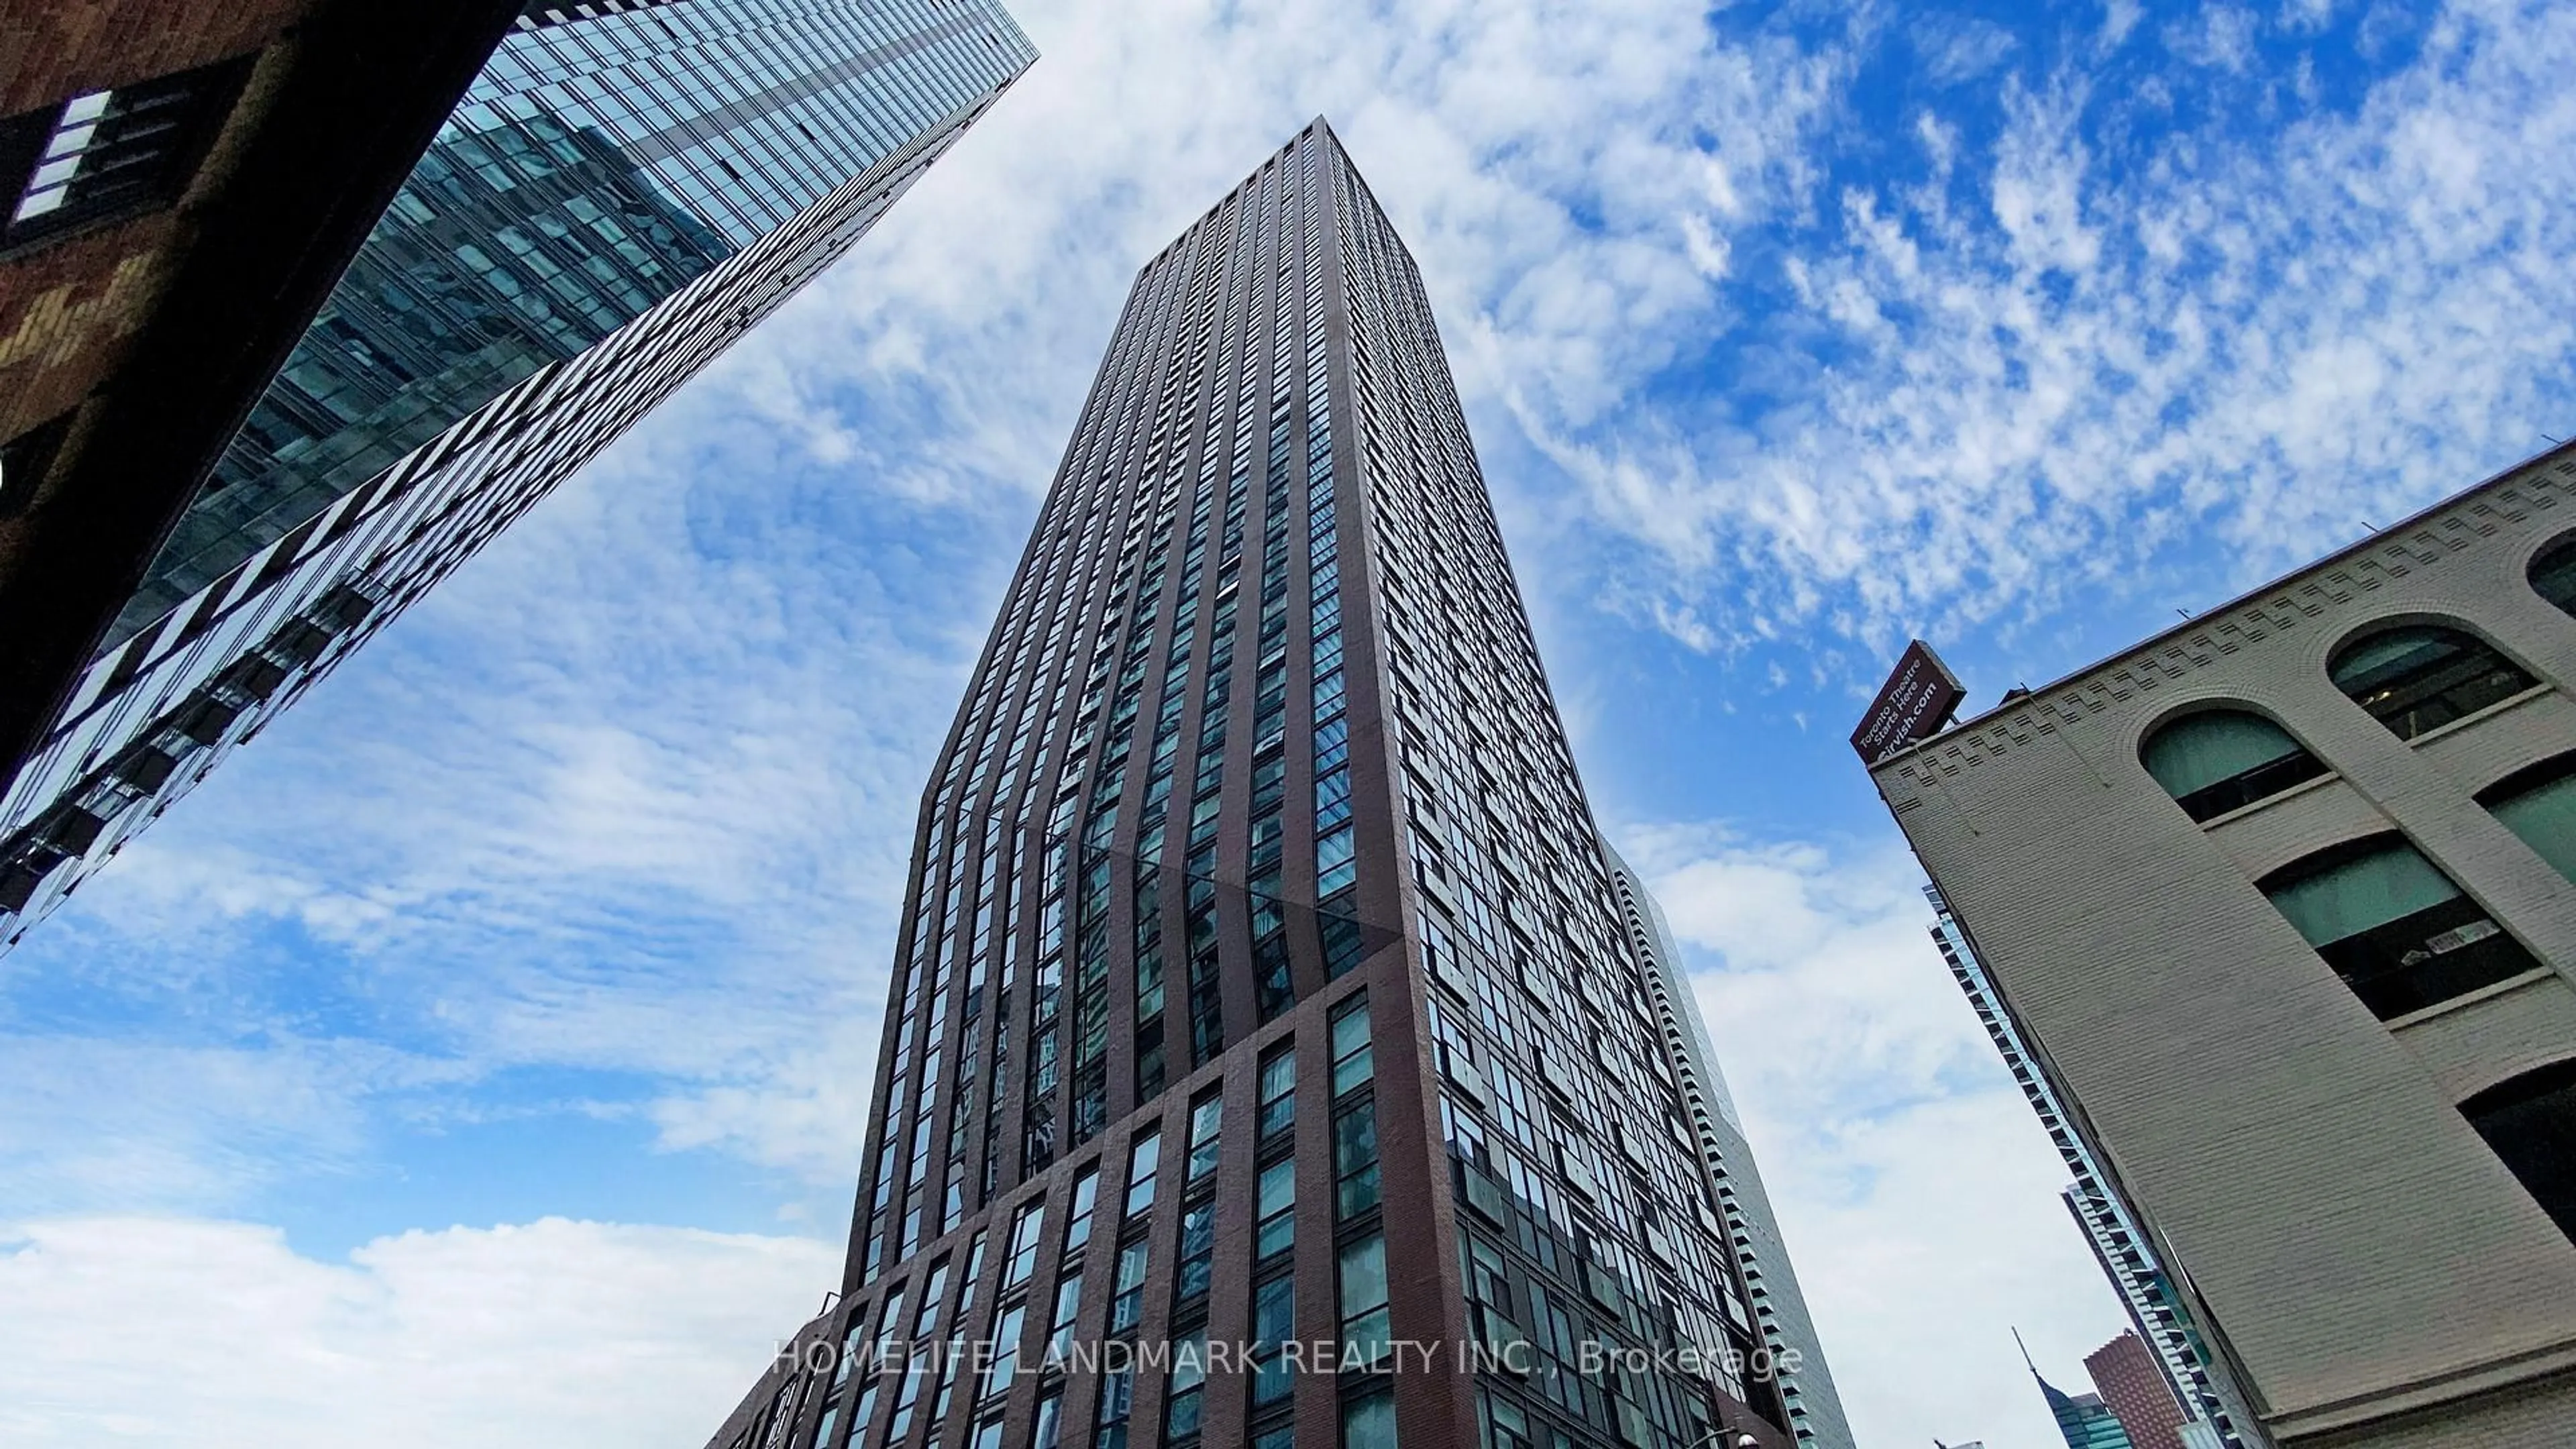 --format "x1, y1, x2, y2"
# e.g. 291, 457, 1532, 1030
1851, 640, 1966, 764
